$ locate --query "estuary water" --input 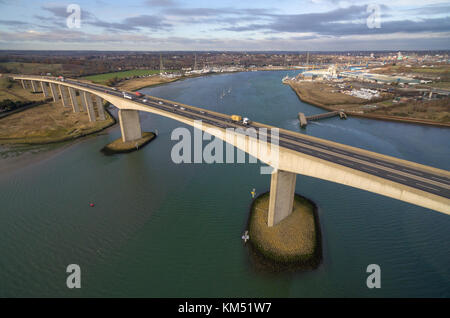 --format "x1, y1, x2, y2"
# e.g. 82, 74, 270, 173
0, 70, 449, 297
